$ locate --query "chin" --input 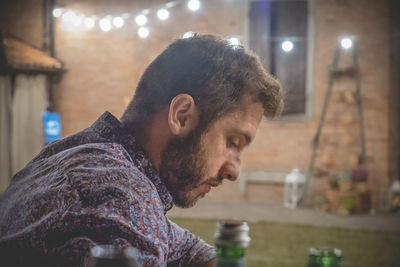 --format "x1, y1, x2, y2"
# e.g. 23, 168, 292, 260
173, 192, 205, 208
